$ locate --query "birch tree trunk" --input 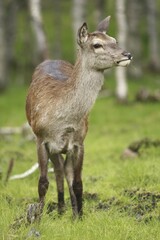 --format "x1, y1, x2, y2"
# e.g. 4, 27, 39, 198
28, 0, 49, 62
115, 0, 128, 101
94, 0, 106, 24
5, 0, 17, 67
72, 0, 86, 54
0, 0, 7, 91
127, 0, 142, 77
146, 0, 160, 72
53, 0, 62, 58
